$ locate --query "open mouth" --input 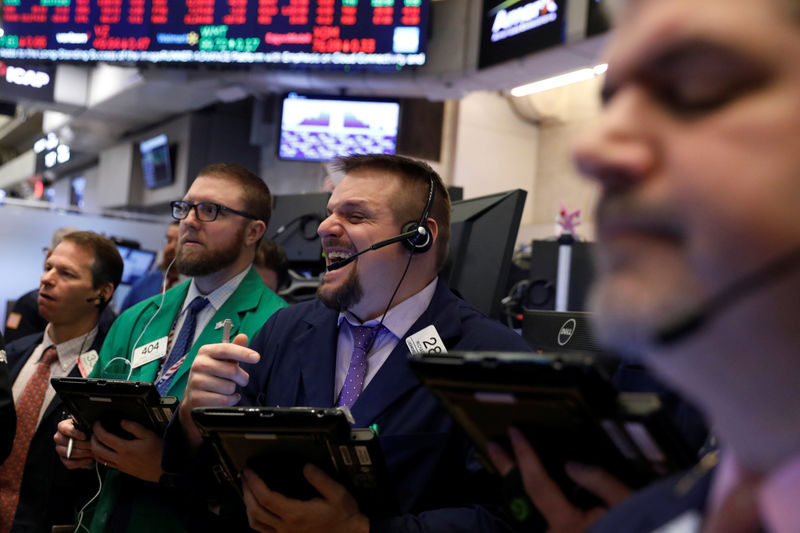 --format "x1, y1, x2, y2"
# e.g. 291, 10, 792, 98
325, 249, 353, 267
38, 291, 55, 303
